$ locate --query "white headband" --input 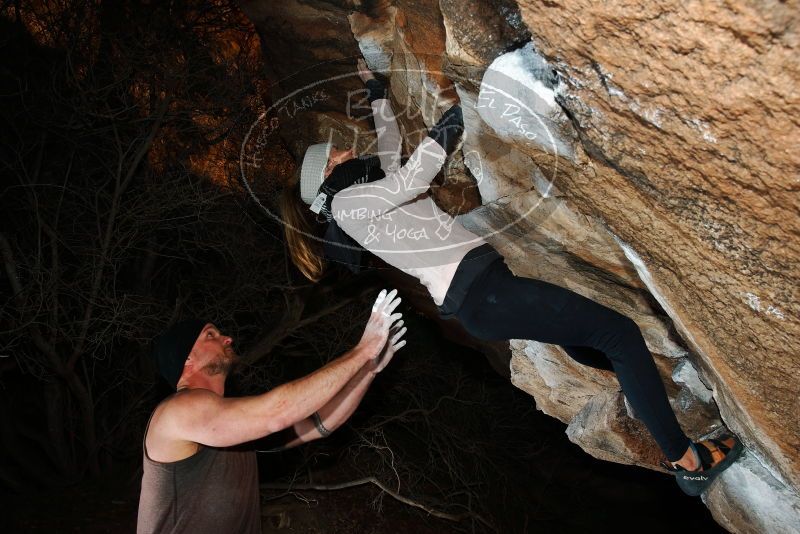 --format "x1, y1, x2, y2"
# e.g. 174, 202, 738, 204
299, 142, 332, 205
